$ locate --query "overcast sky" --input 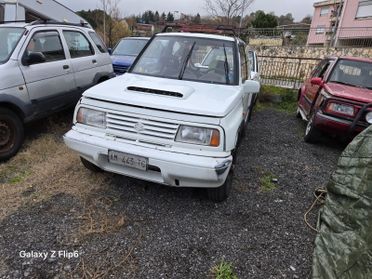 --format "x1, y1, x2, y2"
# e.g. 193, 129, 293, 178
58, 0, 316, 21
